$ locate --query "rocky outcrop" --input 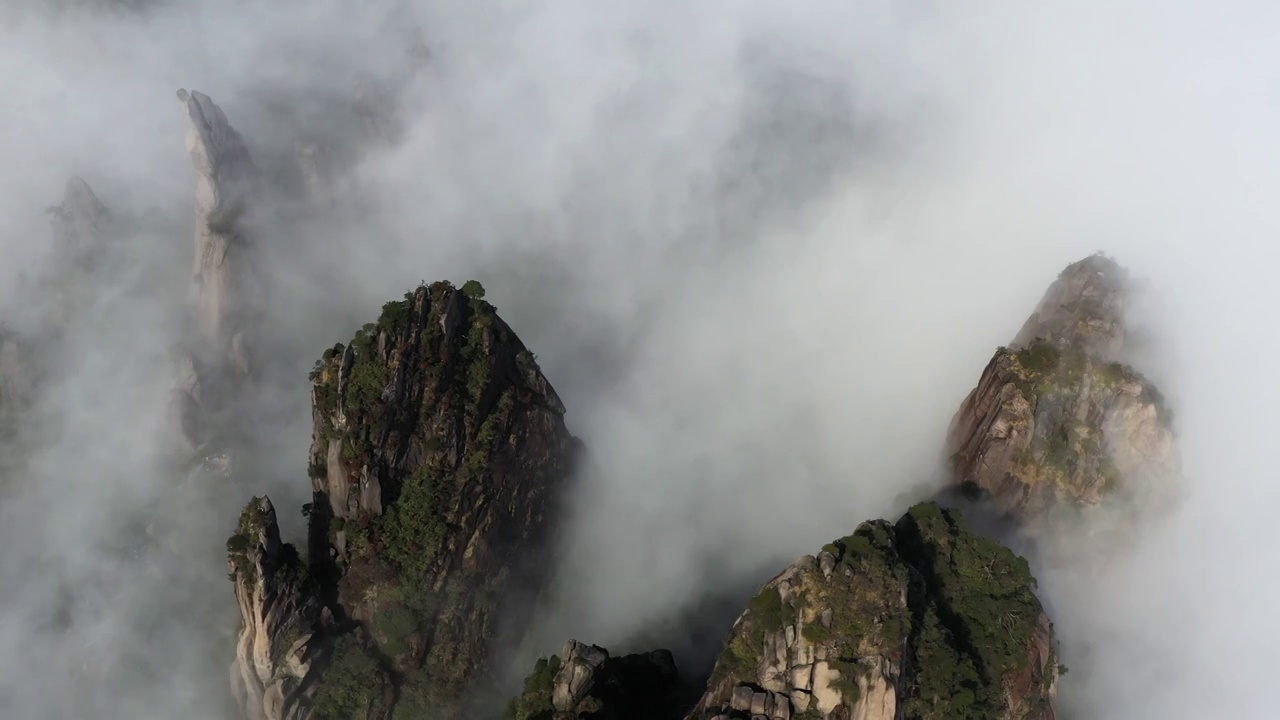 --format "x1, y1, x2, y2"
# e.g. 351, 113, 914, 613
688, 502, 1059, 720
178, 88, 261, 369
227, 496, 321, 720
225, 280, 579, 719
506, 640, 697, 720
34, 176, 124, 329
47, 176, 109, 262
947, 254, 1179, 519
